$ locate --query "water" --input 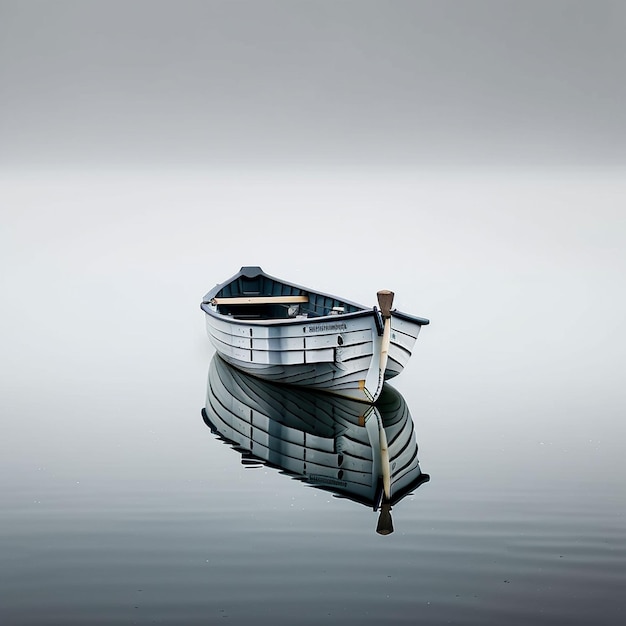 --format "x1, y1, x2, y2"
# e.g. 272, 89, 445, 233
1, 170, 625, 624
